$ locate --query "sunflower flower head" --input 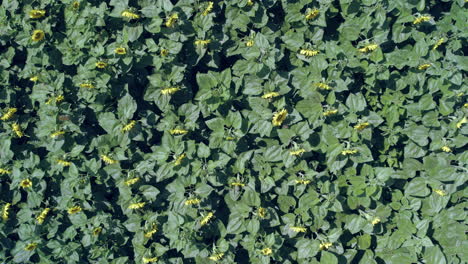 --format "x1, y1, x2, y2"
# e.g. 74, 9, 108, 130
299, 49, 319, 57
2, 203, 11, 221
56, 159, 72, 166
165, 13, 178, 27
101, 154, 117, 165
194, 39, 211, 47
258, 207, 266, 218
434, 189, 447, 196
272, 109, 288, 126
121, 10, 140, 20
202, 2, 214, 16
20, 179, 32, 188
29, 9, 46, 19
50, 130, 65, 138
184, 198, 201, 206
441, 146, 452, 153
160, 49, 169, 56
122, 120, 137, 132
316, 82, 331, 90
31, 30, 45, 41
341, 149, 359, 155
230, 182, 245, 187
161, 87, 180, 95
246, 39, 255, 47
358, 44, 379, 53
289, 226, 307, 233
115, 47, 126, 55
1, 108, 17, 121
354, 122, 370, 131
12, 123, 23, 137
432, 38, 444, 50
290, 149, 306, 156
319, 242, 333, 250
174, 153, 186, 165
36, 208, 51, 224
68, 206, 82, 214
418, 63, 431, 70
80, 83, 95, 89
261, 247, 272, 256
261, 92, 280, 99
30, 76, 39, 82
144, 224, 158, 238
0, 168, 11, 175
170, 128, 188, 135
371, 217, 381, 226
323, 109, 338, 116
24, 243, 38, 251
295, 179, 311, 185
128, 202, 145, 209
93, 227, 102, 236
200, 212, 214, 226
95, 61, 107, 69
208, 252, 224, 261
305, 8, 319, 20
125, 177, 140, 186
413, 15, 431, 25
142, 257, 158, 263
